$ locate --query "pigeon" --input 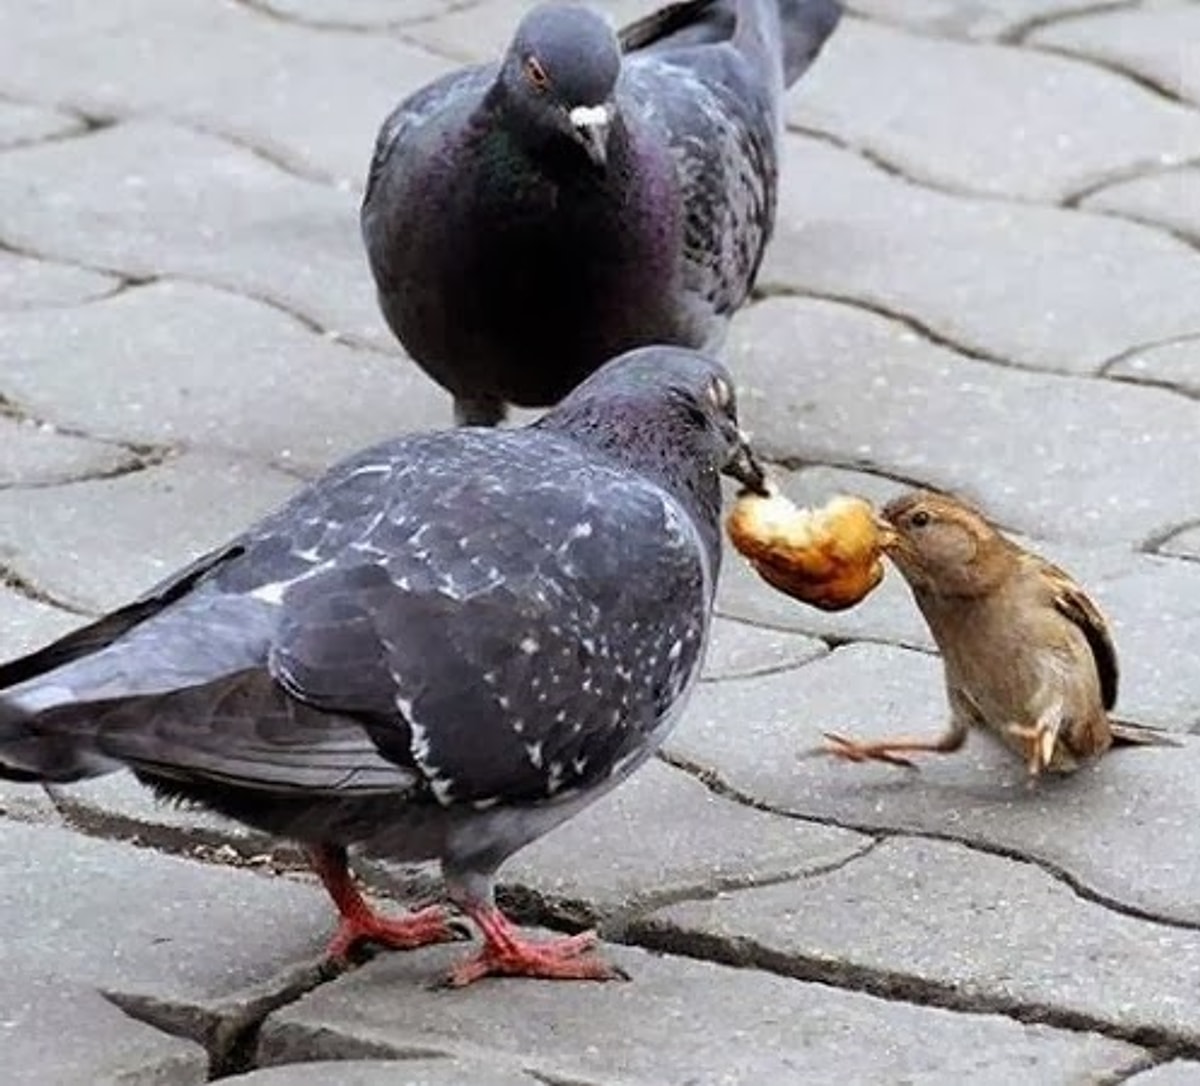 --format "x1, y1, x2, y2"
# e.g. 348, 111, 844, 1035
0, 346, 767, 986
361, 0, 842, 425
